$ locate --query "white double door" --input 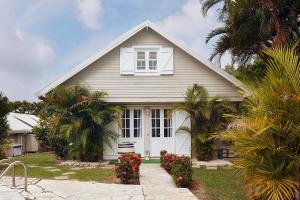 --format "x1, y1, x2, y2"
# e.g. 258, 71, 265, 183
119, 107, 175, 157
150, 108, 175, 157
119, 108, 144, 156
